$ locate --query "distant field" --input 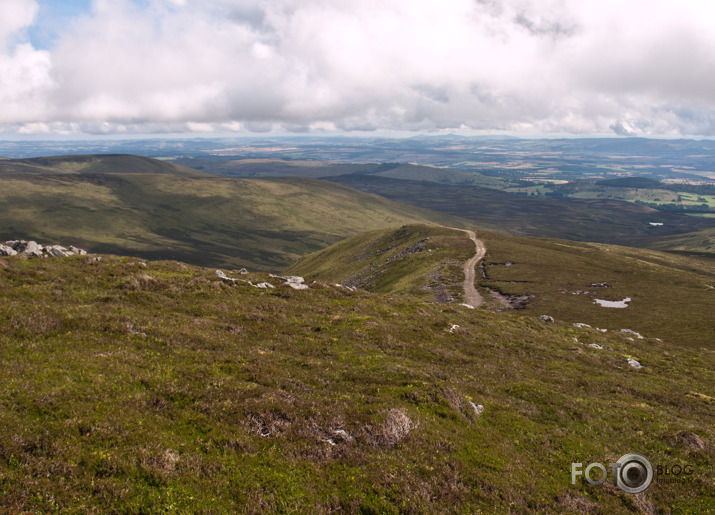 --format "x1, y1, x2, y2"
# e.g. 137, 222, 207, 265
323, 174, 715, 248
